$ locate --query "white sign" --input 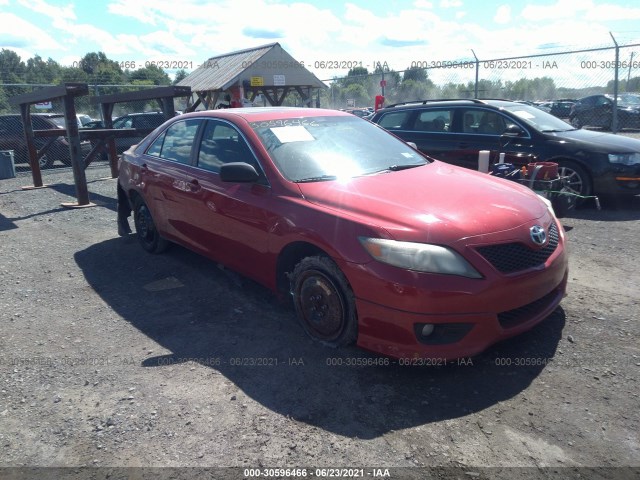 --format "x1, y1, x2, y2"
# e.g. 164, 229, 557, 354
35, 101, 52, 110
271, 126, 314, 143
274, 74, 285, 86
